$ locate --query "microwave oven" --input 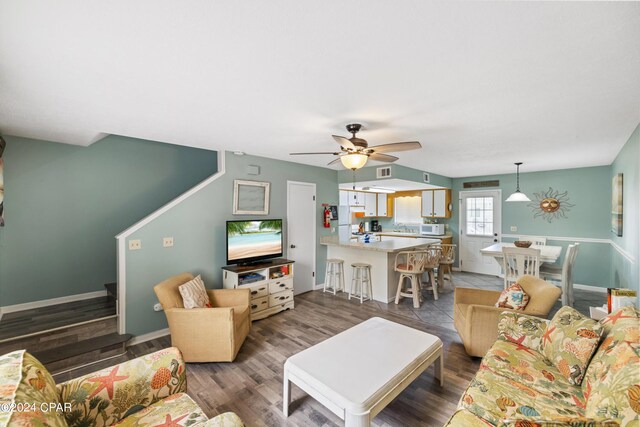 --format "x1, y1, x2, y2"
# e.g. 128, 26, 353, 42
420, 223, 445, 235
